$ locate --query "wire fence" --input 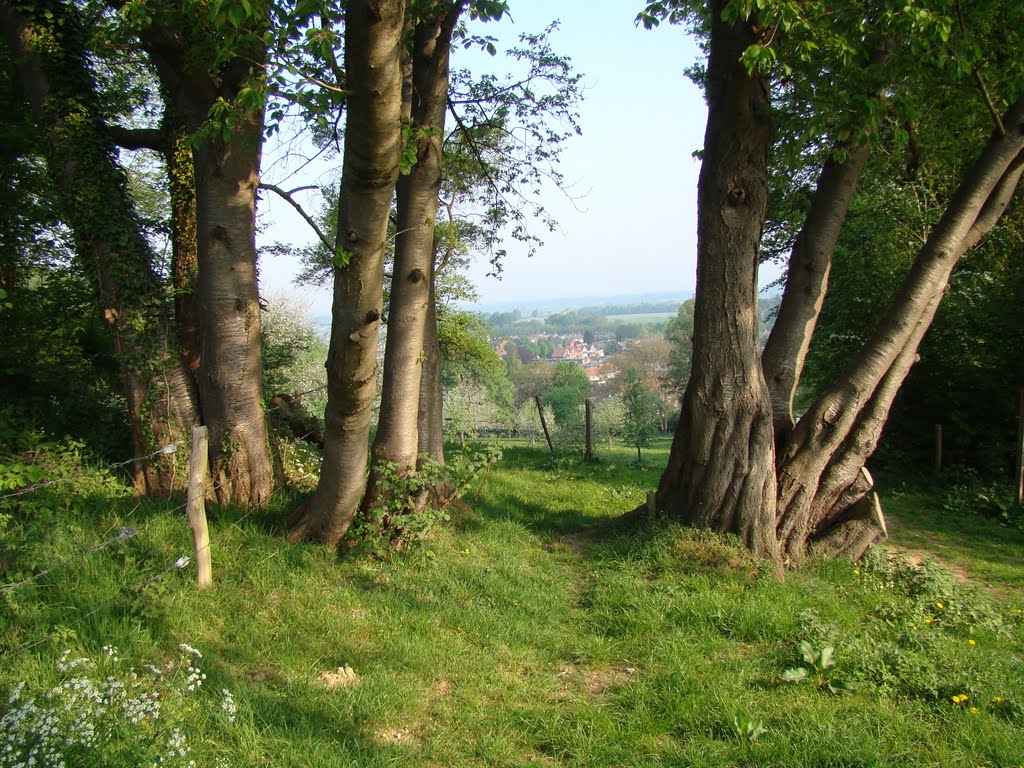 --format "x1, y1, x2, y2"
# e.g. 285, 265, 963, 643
3, 552, 193, 662
0, 384, 327, 503
0, 417, 297, 665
